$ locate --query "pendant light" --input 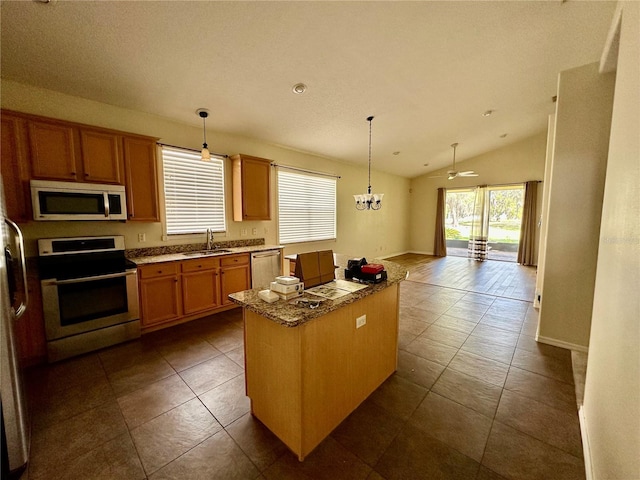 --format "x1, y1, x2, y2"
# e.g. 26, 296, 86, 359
196, 108, 211, 161
354, 115, 384, 210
